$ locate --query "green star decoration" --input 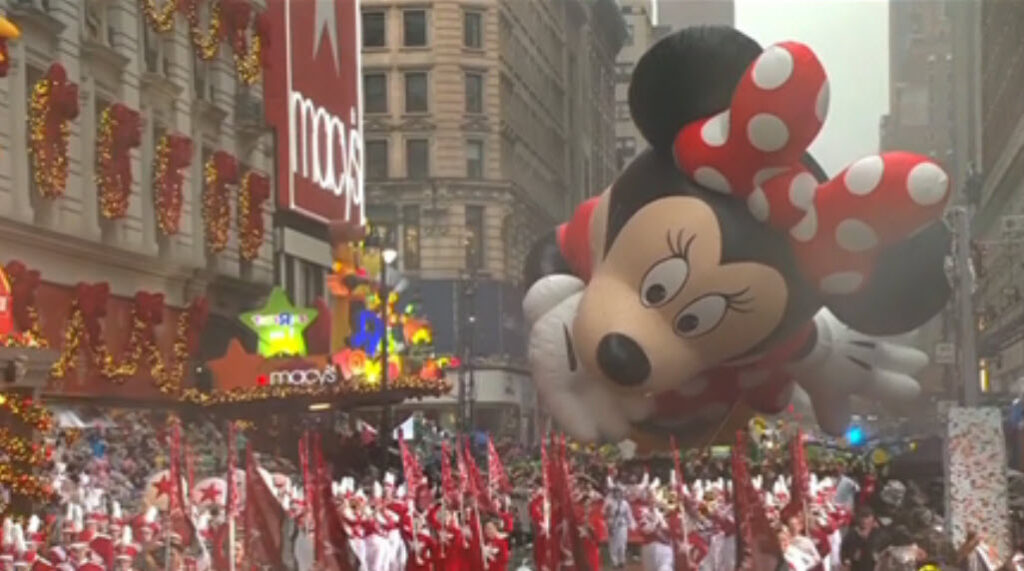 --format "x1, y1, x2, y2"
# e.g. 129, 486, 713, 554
239, 287, 318, 358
